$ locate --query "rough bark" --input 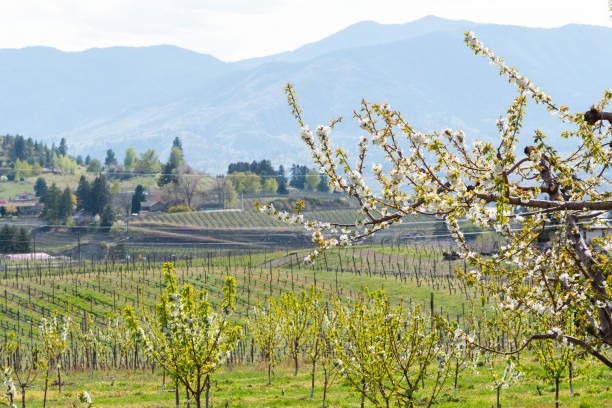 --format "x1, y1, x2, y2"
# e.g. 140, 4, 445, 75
539, 156, 612, 344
